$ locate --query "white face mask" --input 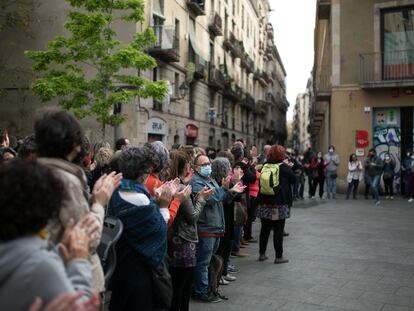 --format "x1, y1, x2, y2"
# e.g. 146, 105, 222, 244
329, 149, 334, 153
